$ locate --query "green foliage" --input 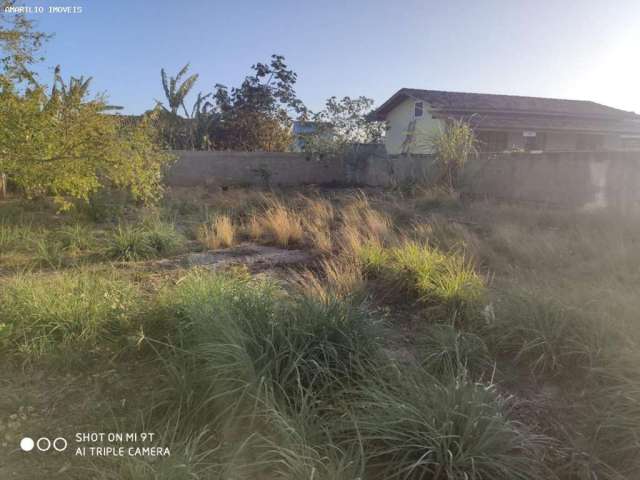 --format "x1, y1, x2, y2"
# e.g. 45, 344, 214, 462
160, 63, 198, 117
0, 270, 140, 357
0, 0, 51, 83
301, 96, 385, 157
0, 70, 172, 209
345, 368, 548, 480
156, 54, 304, 151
